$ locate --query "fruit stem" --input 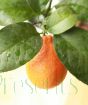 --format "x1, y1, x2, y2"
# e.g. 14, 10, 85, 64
42, 35, 53, 45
